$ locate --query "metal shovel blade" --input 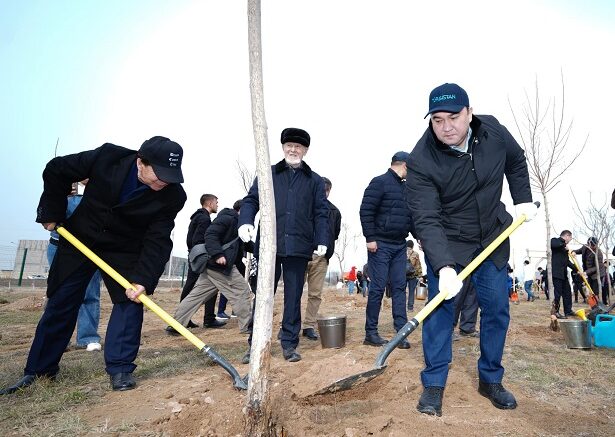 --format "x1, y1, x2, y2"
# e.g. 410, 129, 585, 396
312, 366, 386, 395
